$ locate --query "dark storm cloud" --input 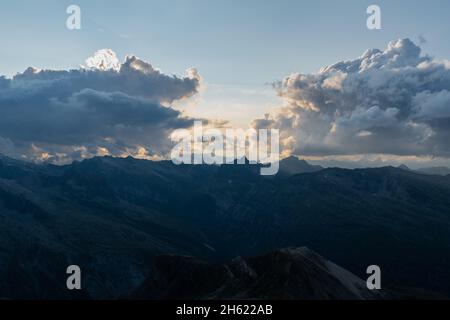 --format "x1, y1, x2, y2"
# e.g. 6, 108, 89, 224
0, 51, 202, 163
